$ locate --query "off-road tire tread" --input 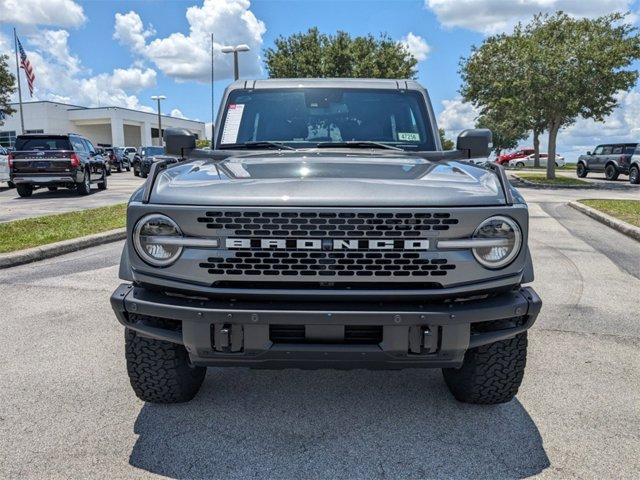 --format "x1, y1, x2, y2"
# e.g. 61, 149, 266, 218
629, 165, 640, 184
442, 332, 527, 405
125, 322, 206, 404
